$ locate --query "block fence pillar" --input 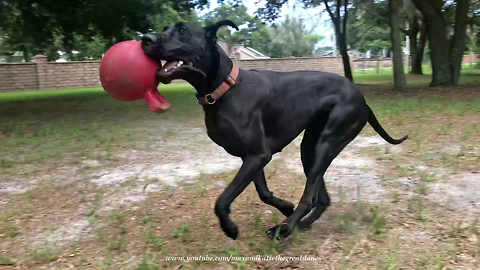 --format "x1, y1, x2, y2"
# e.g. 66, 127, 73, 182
34, 55, 48, 90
